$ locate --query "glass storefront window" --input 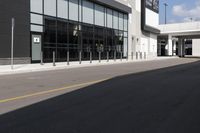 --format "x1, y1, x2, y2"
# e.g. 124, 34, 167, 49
57, 48, 68, 62
82, 24, 93, 60
94, 27, 105, 59
43, 47, 56, 62
146, 0, 159, 12
119, 13, 124, 30
32, 0, 129, 62
146, 0, 152, 8
123, 38, 128, 57
106, 29, 114, 53
44, 18, 57, 47
124, 14, 128, 31
153, 0, 159, 11
124, 32, 128, 37
57, 21, 68, 46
